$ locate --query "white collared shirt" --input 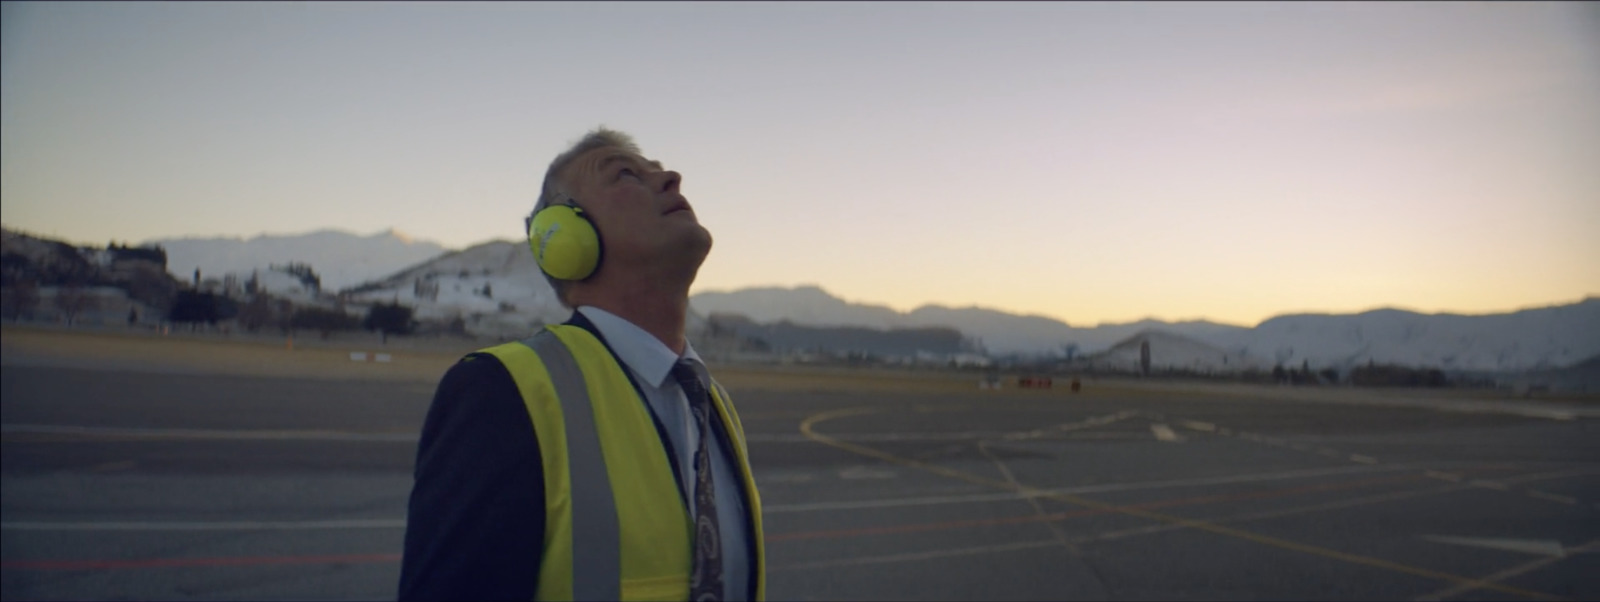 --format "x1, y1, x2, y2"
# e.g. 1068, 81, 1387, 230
575, 306, 752, 601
